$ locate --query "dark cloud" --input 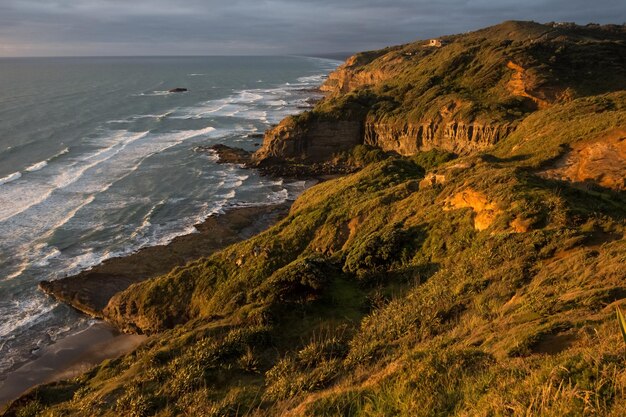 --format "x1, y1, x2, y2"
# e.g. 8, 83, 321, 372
0, 0, 624, 56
